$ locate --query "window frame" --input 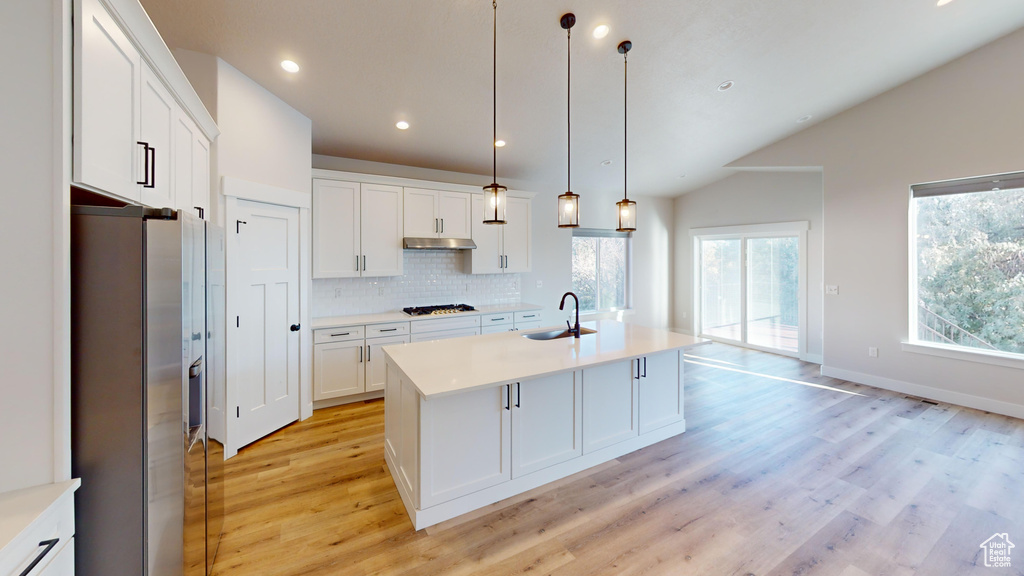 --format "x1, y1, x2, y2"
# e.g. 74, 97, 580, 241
905, 171, 1024, 370
570, 228, 634, 315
